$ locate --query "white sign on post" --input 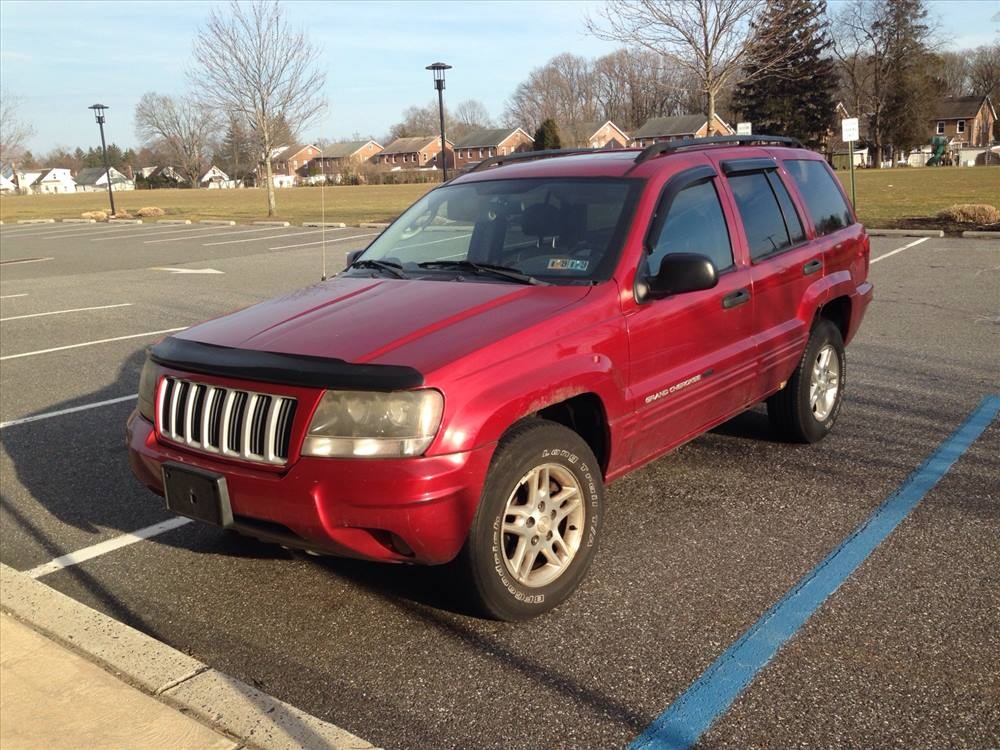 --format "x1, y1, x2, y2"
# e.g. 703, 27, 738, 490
736, 122, 752, 136
842, 117, 859, 142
